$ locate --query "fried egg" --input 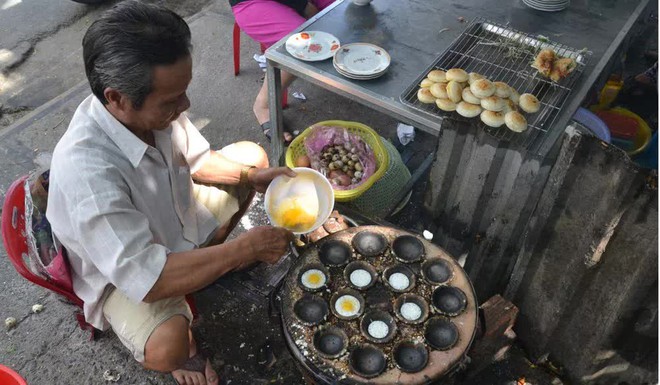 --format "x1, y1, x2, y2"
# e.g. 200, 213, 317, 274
388, 272, 410, 291
349, 269, 372, 288
400, 302, 422, 321
335, 295, 361, 317
301, 269, 326, 289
